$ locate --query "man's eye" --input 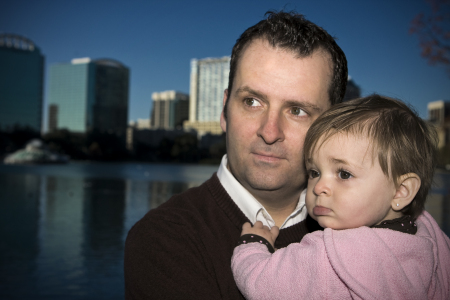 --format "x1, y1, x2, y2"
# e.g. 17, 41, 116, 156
291, 107, 306, 116
308, 170, 319, 179
338, 171, 352, 180
244, 98, 261, 107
